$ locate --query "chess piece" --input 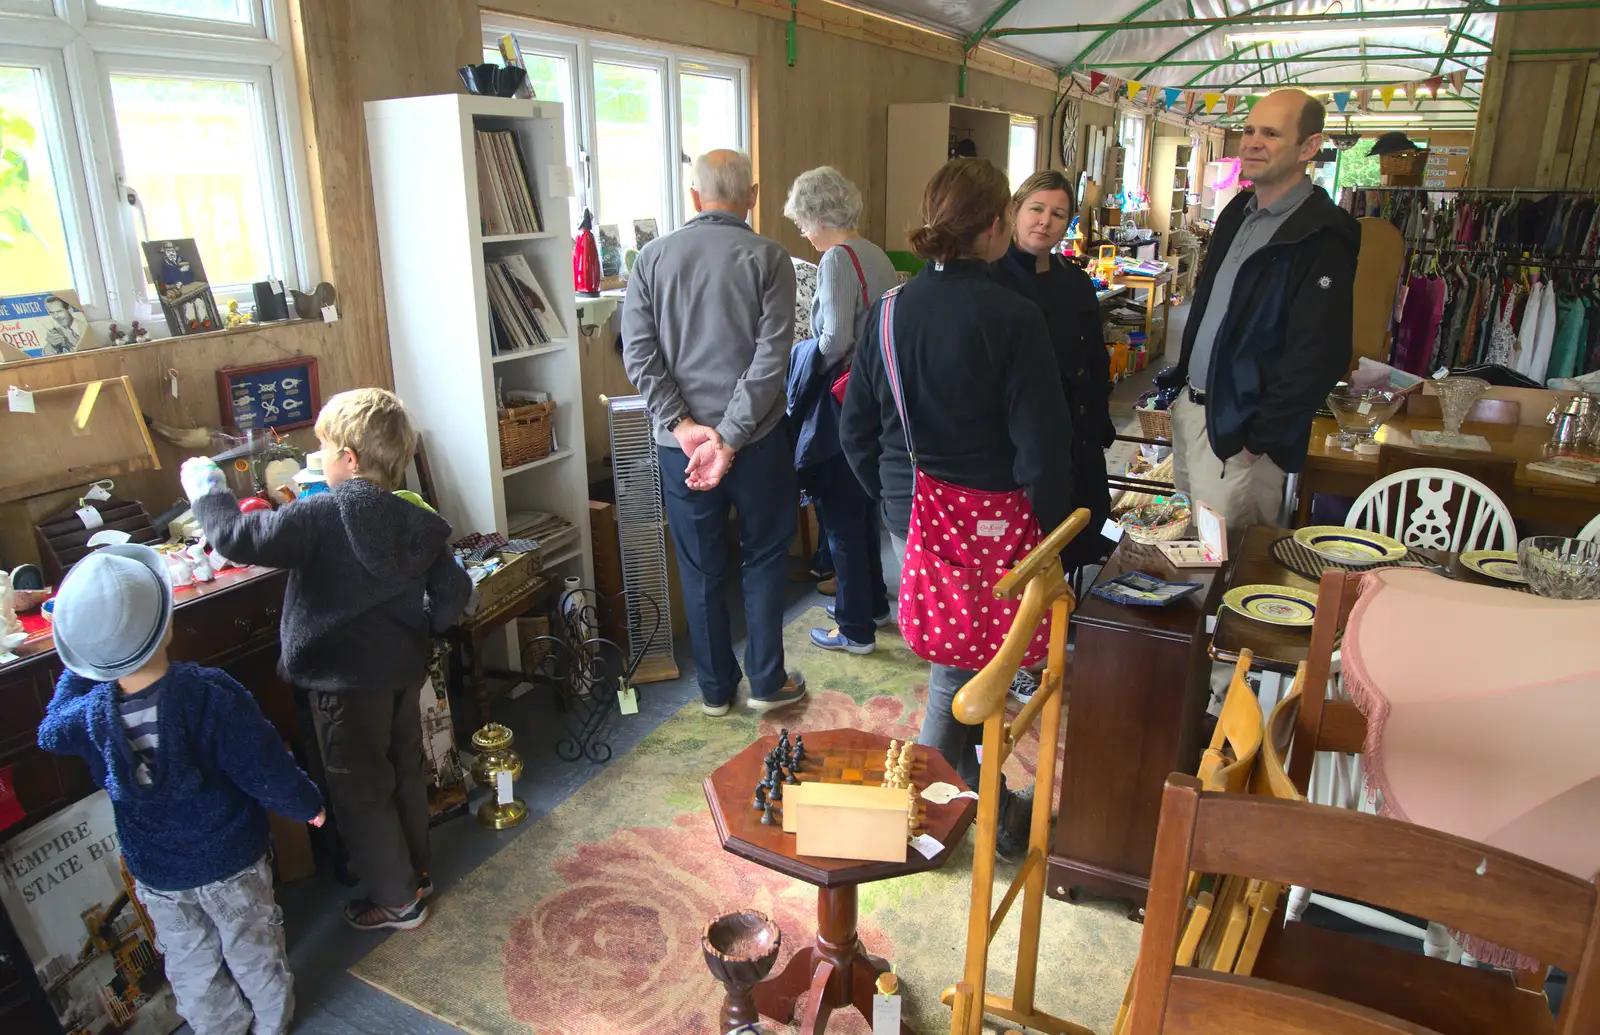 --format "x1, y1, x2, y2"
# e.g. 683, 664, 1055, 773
769, 779, 782, 802
760, 801, 776, 826
794, 735, 805, 762
753, 783, 767, 811
784, 765, 800, 786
